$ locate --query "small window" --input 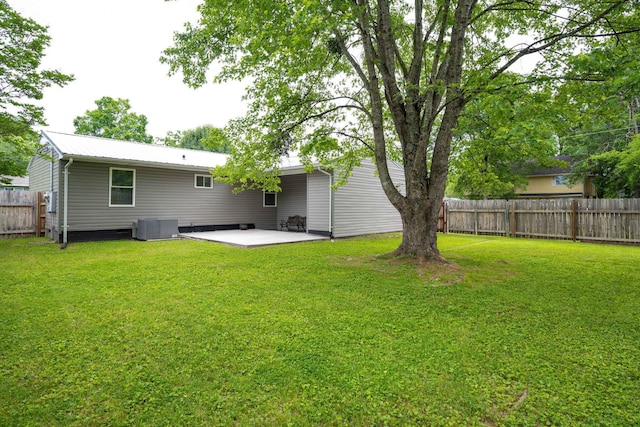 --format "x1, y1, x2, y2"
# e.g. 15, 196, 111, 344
109, 168, 135, 207
263, 192, 277, 207
552, 175, 567, 186
194, 174, 213, 189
